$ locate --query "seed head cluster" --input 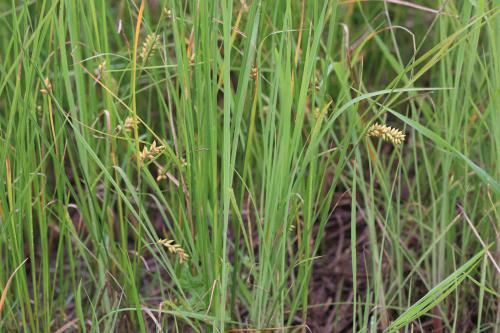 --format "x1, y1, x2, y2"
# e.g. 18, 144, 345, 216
250, 66, 258, 79
140, 34, 160, 61
367, 123, 405, 145
156, 166, 167, 181
140, 140, 165, 161
40, 77, 52, 95
122, 116, 138, 132
158, 239, 189, 263
163, 8, 172, 18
